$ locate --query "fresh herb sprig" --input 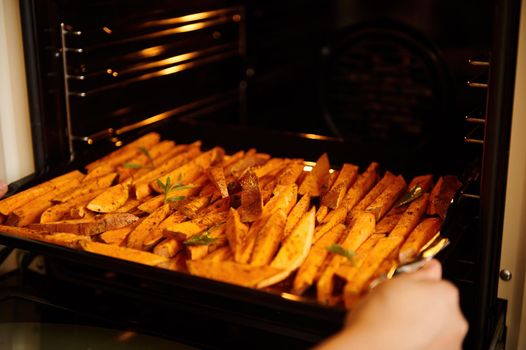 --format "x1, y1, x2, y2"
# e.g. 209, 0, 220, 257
123, 162, 142, 169
123, 147, 155, 169
183, 230, 217, 246
156, 175, 193, 203
326, 244, 355, 262
395, 185, 423, 208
